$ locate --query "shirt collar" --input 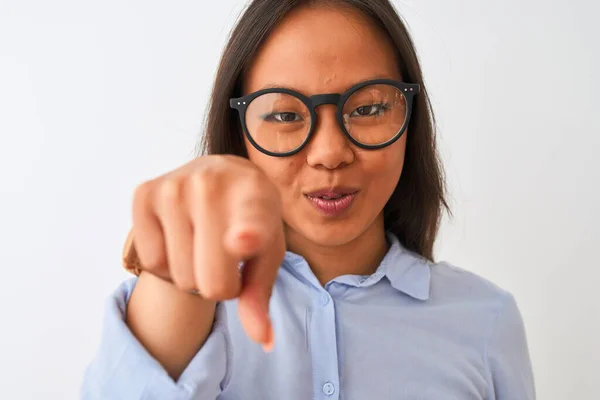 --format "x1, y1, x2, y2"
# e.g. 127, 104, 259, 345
380, 232, 431, 301
282, 232, 431, 301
